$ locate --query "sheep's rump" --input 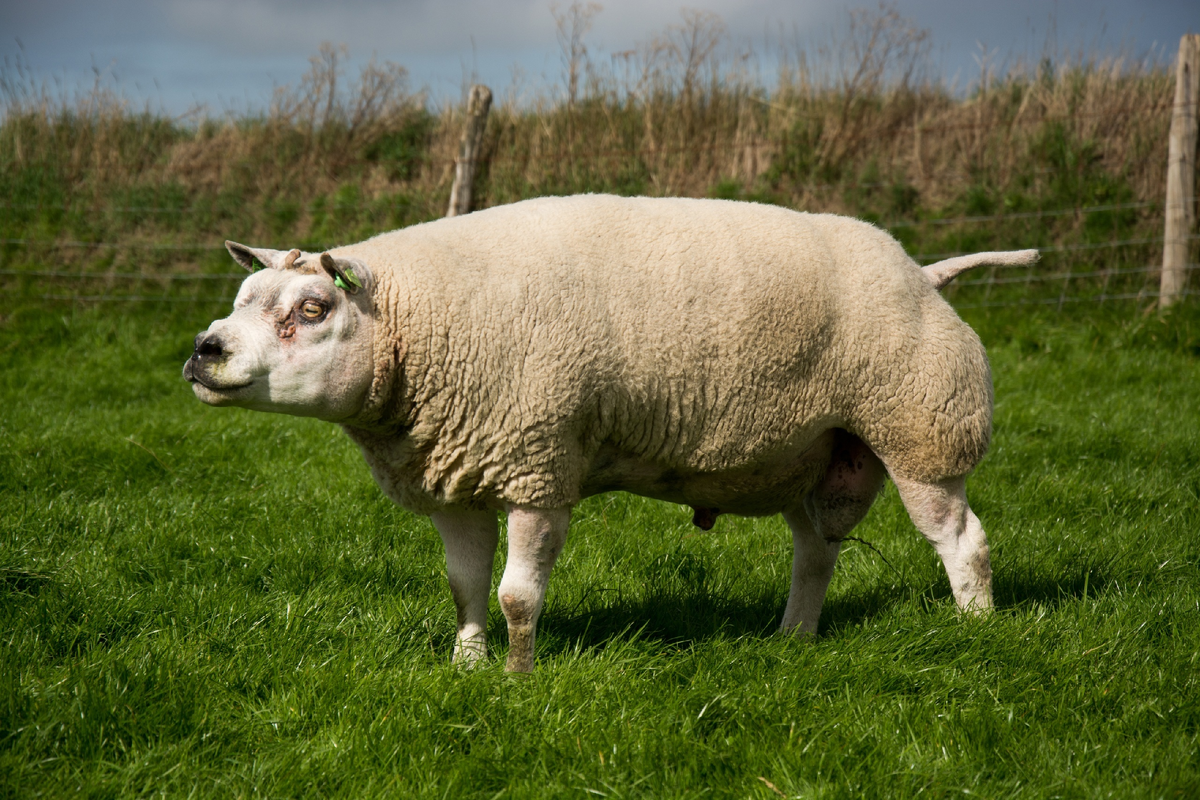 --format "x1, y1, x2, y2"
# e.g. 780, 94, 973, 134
343, 195, 991, 511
